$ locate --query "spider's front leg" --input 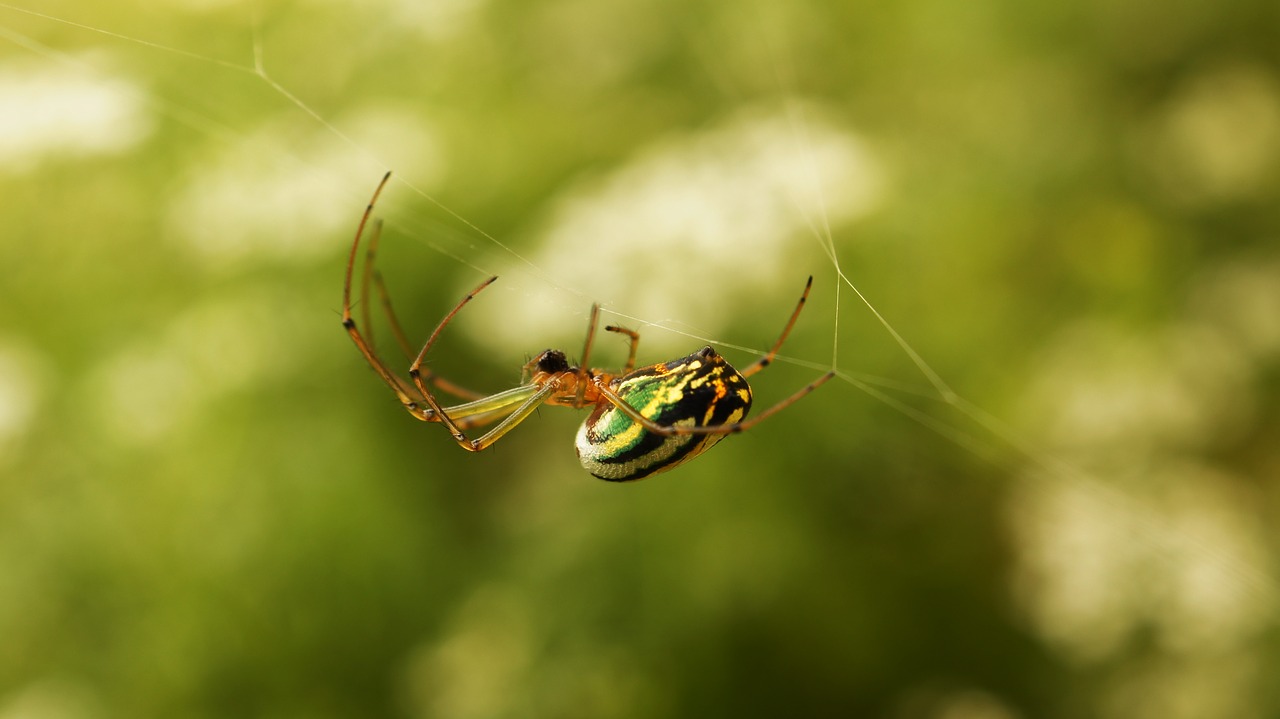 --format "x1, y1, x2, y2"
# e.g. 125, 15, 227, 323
417, 383, 561, 451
